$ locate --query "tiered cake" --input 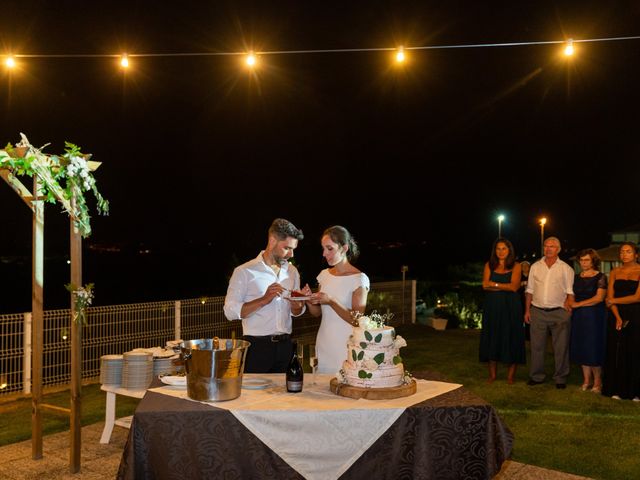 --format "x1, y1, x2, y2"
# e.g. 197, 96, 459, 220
331, 313, 415, 398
